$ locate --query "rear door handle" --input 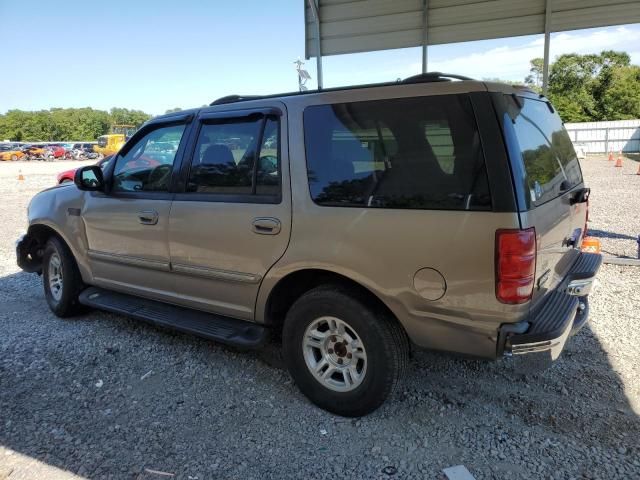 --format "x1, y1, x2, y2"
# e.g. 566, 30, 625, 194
138, 210, 159, 225
252, 217, 281, 235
